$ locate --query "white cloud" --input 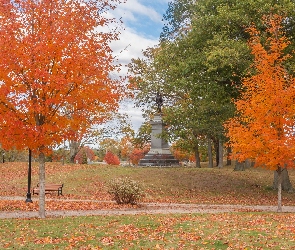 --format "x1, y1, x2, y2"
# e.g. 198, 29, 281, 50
112, 27, 157, 63
115, 0, 163, 24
